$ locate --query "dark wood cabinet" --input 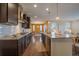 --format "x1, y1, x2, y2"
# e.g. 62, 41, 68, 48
22, 14, 30, 28
18, 38, 22, 56
41, 33, 51, 56
0, 40, 18, 56
26, 17, 30, 28
8, 3, 18, 25
0, 4, 7, 22
18, 5, 23, 23
0, 3, 18, 25
0, 33, 32, 56
18, 33, 32, 55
